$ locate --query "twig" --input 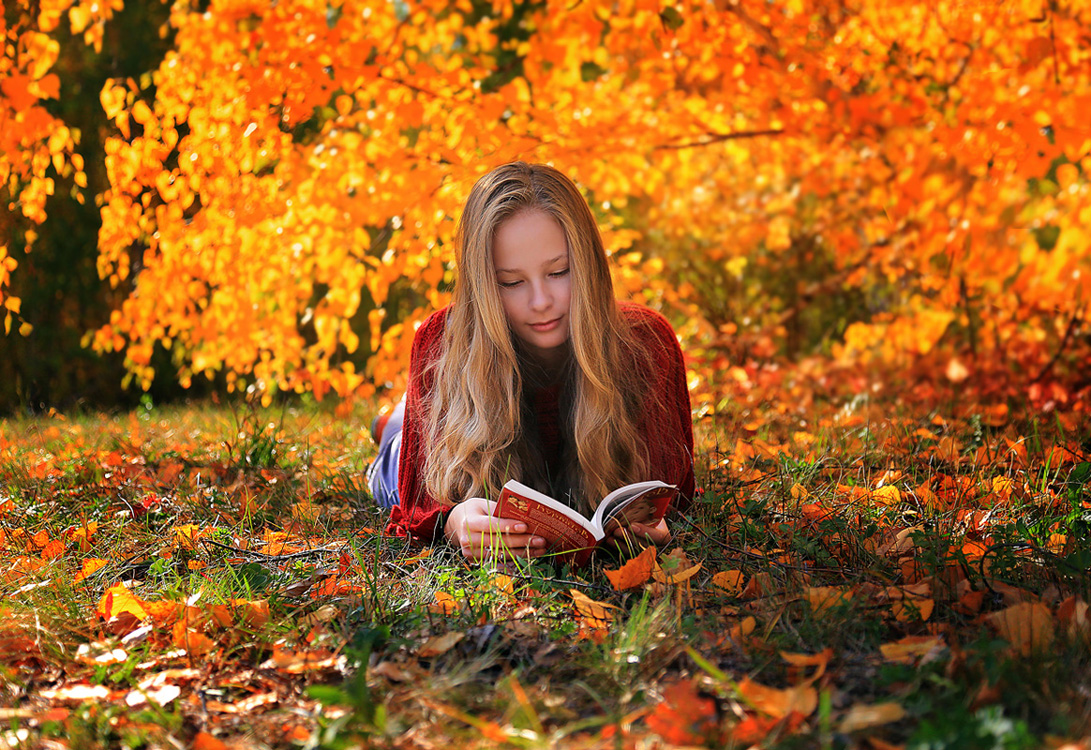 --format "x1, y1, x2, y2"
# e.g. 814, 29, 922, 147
200, 538, 346, 563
